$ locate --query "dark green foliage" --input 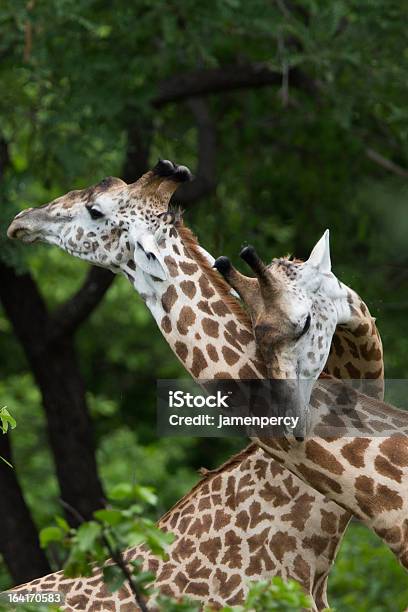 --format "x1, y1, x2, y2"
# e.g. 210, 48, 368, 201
219, 577, 312, 611
39, 482, 174, 581
329, 522, 408, 612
